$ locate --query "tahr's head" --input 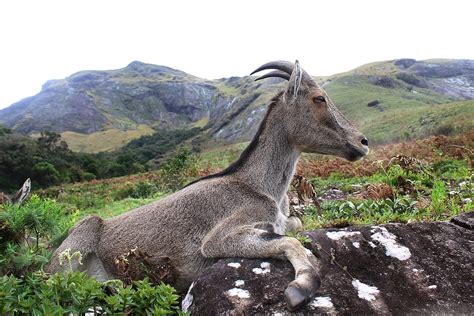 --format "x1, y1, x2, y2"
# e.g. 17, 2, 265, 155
252, 60, 369, 161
